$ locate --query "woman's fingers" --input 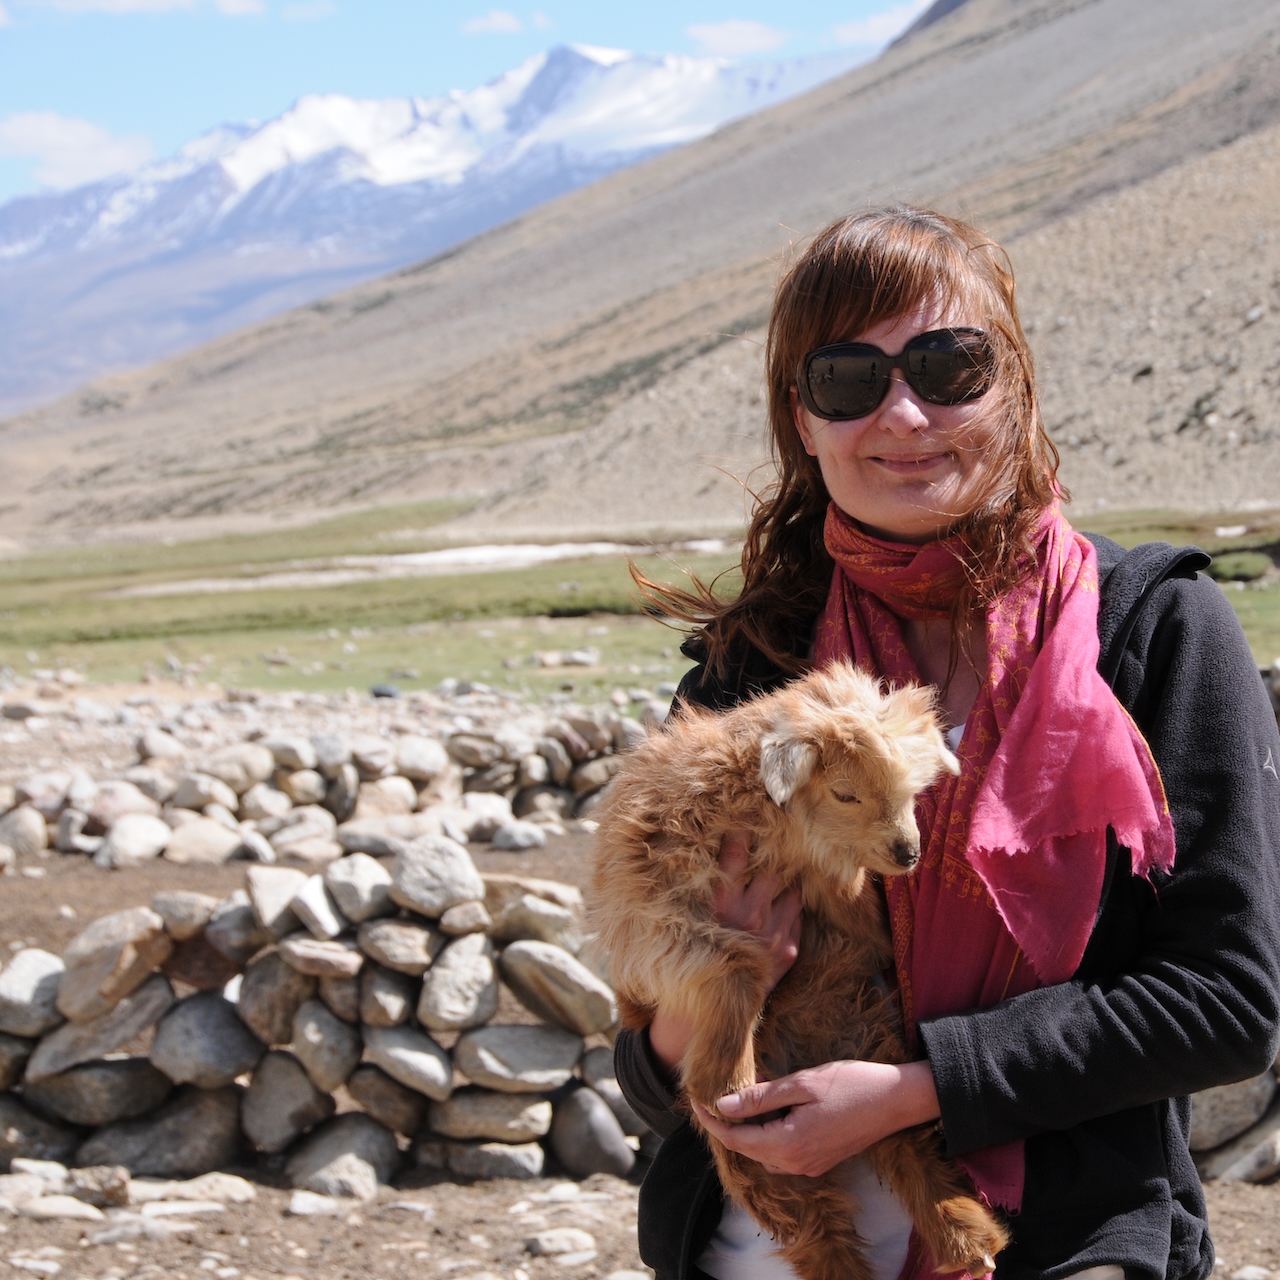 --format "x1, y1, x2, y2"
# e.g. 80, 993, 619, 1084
716, 1073, 814, 1118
